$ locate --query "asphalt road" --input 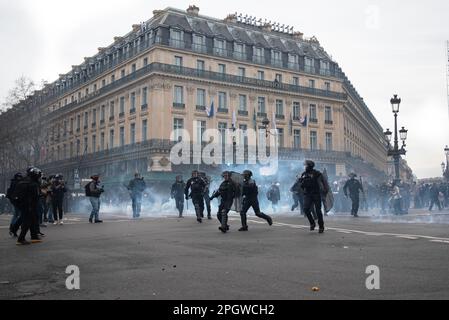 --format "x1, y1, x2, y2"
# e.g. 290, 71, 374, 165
1, 209, 449, 300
